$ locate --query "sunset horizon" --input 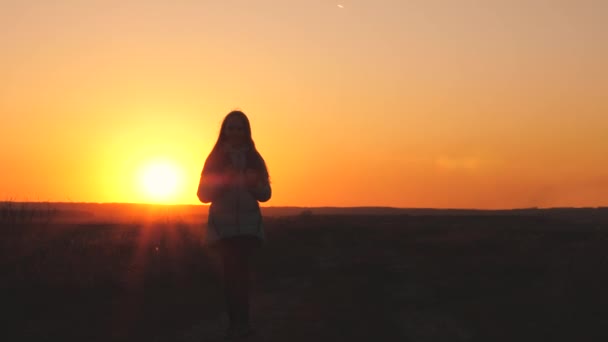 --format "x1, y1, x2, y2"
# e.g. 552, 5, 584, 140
2, 1, 606, 209
2, 199, 606, 212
